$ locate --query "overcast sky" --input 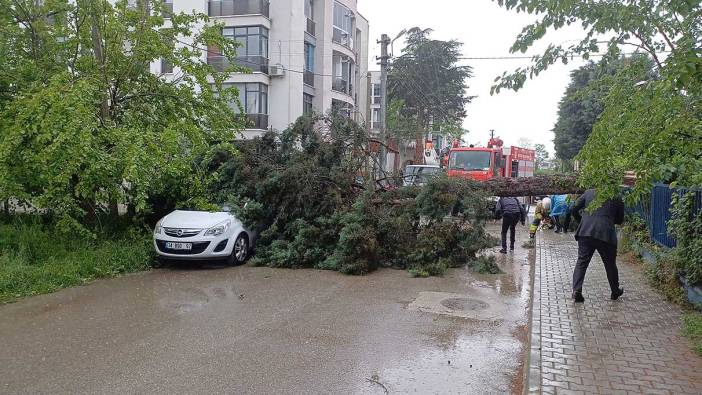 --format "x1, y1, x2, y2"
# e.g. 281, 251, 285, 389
358, 0, 589, 153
